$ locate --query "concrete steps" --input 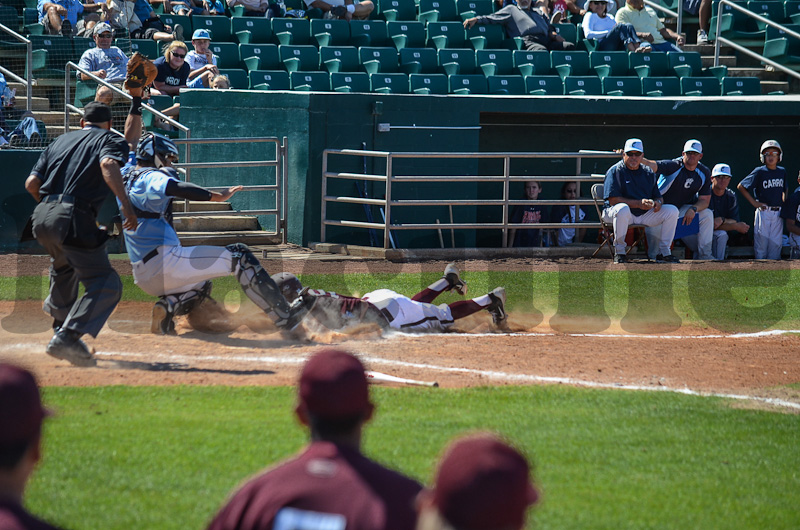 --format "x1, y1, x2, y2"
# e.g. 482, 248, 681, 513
171, 201, 280, 247
177, 231, 282, 247
173, 215, 260, 232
